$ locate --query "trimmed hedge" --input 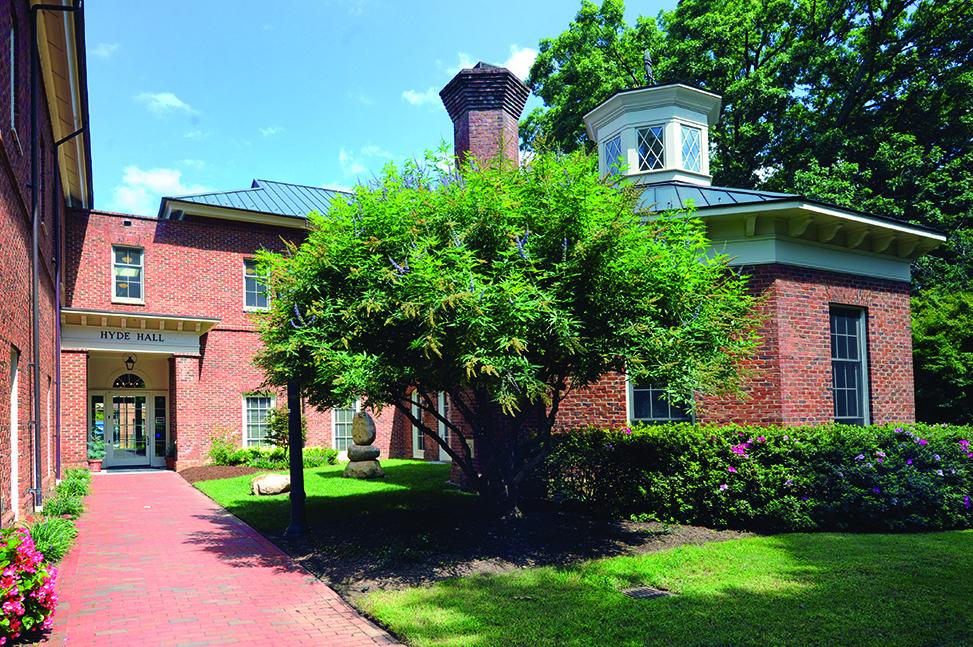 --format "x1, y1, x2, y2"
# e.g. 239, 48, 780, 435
209, 440, 338, 469
525, 423, 973, 533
